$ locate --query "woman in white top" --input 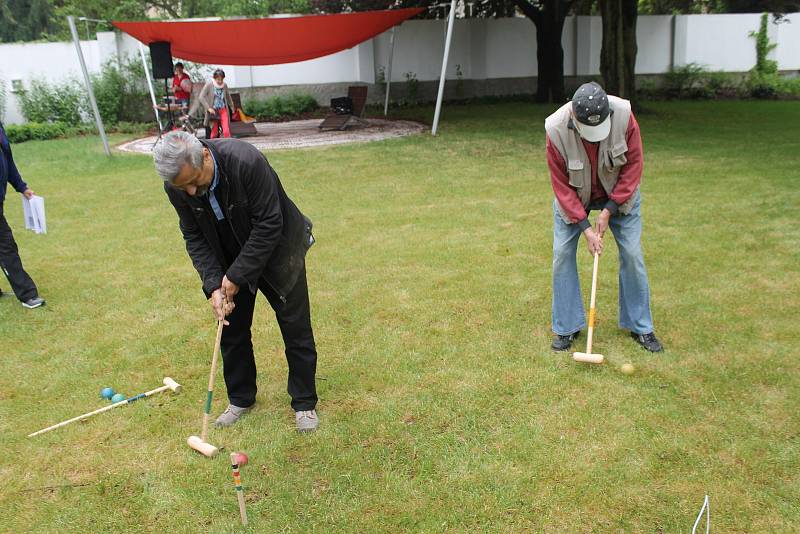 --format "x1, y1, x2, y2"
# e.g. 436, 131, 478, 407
198, 69, 235, 138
